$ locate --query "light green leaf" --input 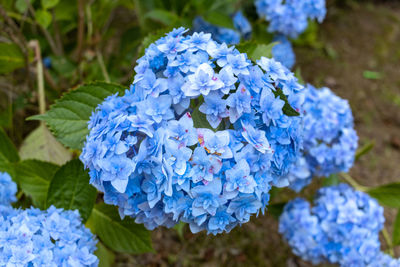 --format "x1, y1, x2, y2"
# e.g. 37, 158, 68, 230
19, 124, 72, 165
41, 0, 59, 9
236, 41, 277, 62
204, 11, 234, 29
0, 42, 25, 74
363, 70, 383, 80
323, 174, 340, 186
14, 160, 59, 208
87, 203, 153, 254
367, 183, 400, 208
393, 210, 400, 246
36, 9, 52, 29
95, 242, 115, 267
144, 9, 179, 26
29, 82, 126, 150
15, 0, 30, 13
47, 159, 97, 222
